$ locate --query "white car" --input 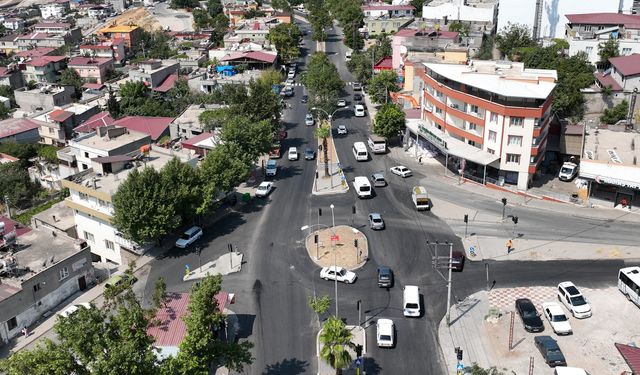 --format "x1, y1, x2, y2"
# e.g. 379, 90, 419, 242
255, 181, 273, 197
376, 319, 395, 348
557, 281, 592, 318
337, 125, 347, 135
175, 226, 203, 248
288, 146, 298, 161
390, 166, 412, 177
337, 99, 347, 107
58, 302, 91, 318
305, 114, 314, 126
265, 159, 277, 176
287, 70, 295, 79
320, 266, 357, 284
354, 104, 366, 117
542, 302, 573, 335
